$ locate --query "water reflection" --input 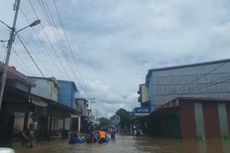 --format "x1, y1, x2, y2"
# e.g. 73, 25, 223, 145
133, 136, 230, 153
15, 135, 230, 153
